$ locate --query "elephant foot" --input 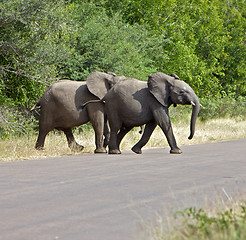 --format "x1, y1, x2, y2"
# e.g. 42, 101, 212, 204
35, 146, 45, 150
109, 149, 121, 154
70, 143, 85, 152
103, 138, 110, 148
103, 142, 109, 149
131, 146, 142, 154
170, 148, 182, 154
94, 147, 107, 154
